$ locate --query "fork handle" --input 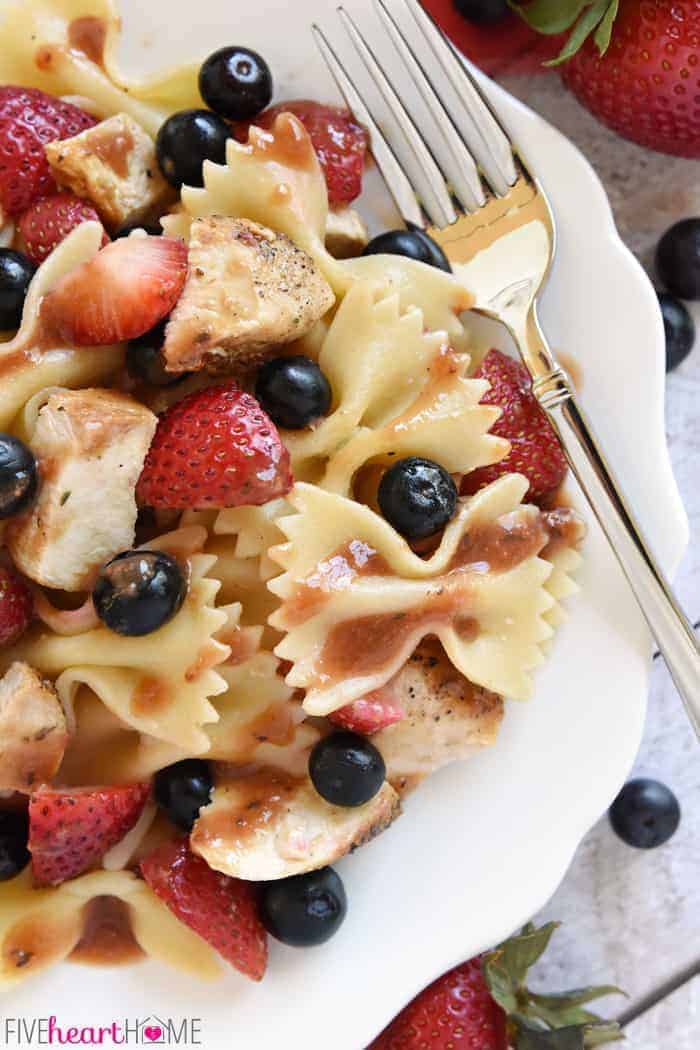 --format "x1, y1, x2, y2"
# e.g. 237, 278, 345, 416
537, 375, 700, 739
